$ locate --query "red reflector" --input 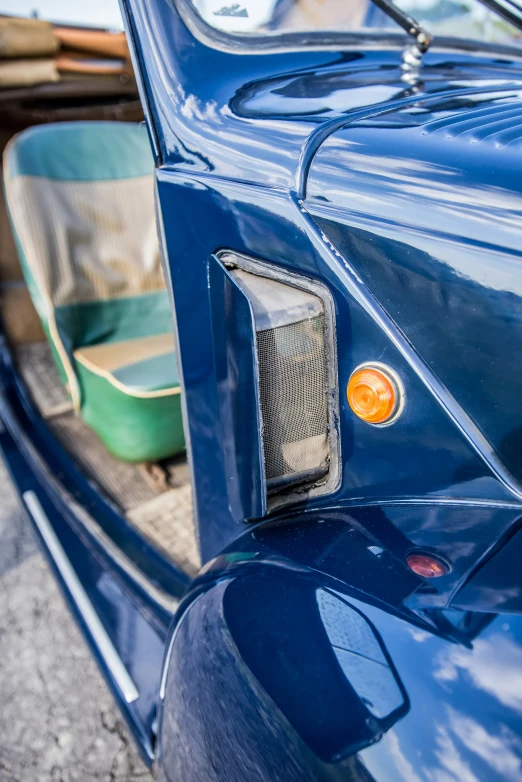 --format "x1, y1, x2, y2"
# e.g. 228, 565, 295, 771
407, 553, 448, 578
